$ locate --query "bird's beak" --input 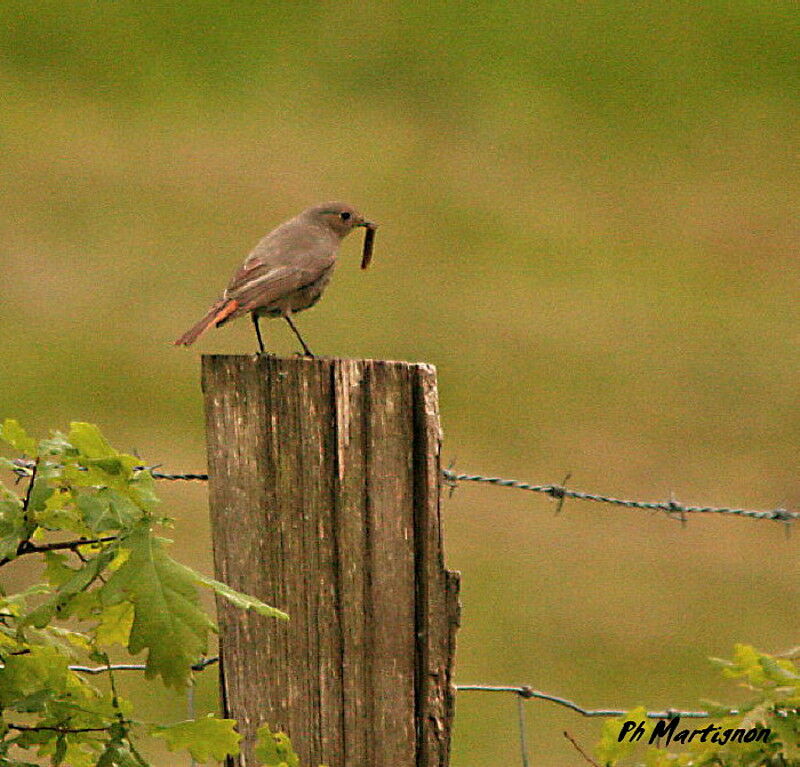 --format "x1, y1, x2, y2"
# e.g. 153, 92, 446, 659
358, 219, 377, 229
